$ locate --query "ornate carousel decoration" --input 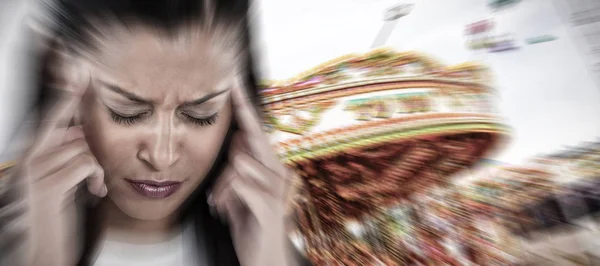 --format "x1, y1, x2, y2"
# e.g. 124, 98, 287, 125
261, 47, 509, 265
